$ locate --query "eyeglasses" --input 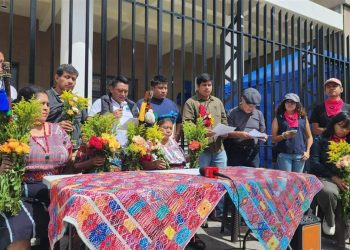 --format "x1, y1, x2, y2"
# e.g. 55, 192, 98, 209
285, 100, 296, 104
